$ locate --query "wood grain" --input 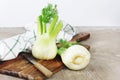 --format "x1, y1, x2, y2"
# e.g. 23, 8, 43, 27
0, 55, 64, 80
71, 32, 90, 42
